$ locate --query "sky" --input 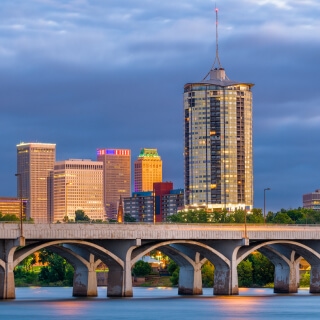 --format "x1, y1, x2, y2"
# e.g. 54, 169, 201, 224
1, 0, 320, 212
